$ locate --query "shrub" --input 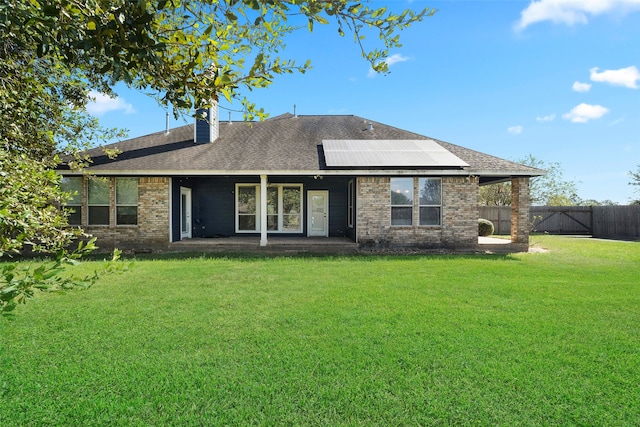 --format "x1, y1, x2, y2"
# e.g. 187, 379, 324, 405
478, 219, 495, 237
